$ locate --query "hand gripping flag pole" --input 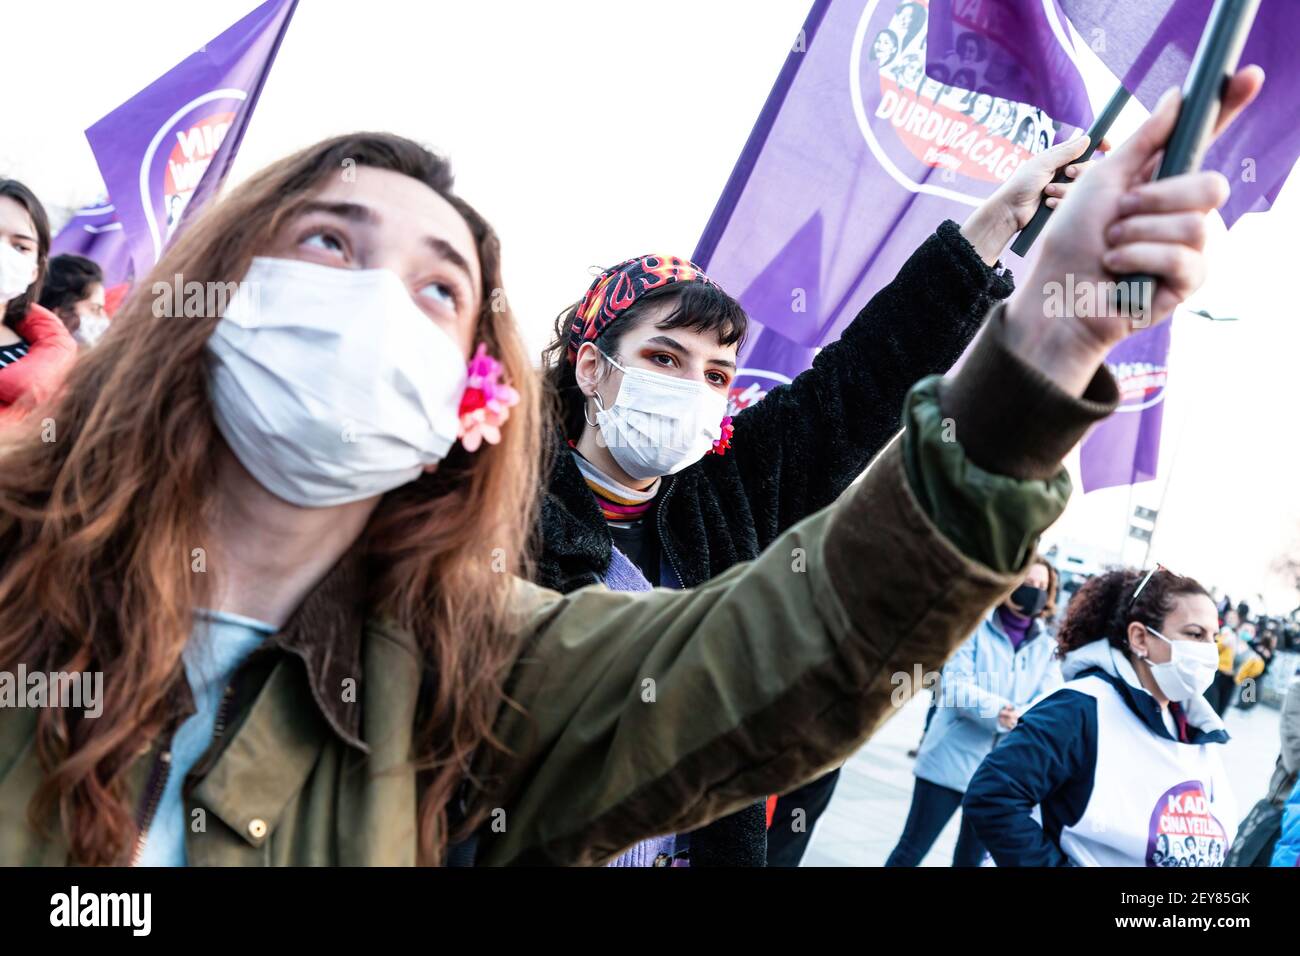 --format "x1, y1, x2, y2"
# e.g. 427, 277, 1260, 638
1010, 85, 1132, 257
1013, 0, 1261, 275
1117, 0, 1261, 319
